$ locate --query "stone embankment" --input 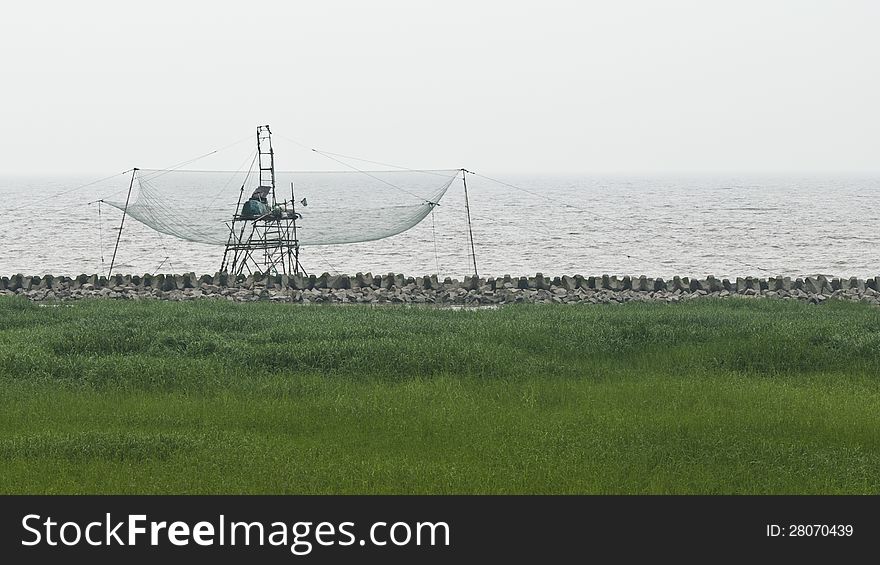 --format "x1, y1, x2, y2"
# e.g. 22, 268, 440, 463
3, 272, 880, 305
